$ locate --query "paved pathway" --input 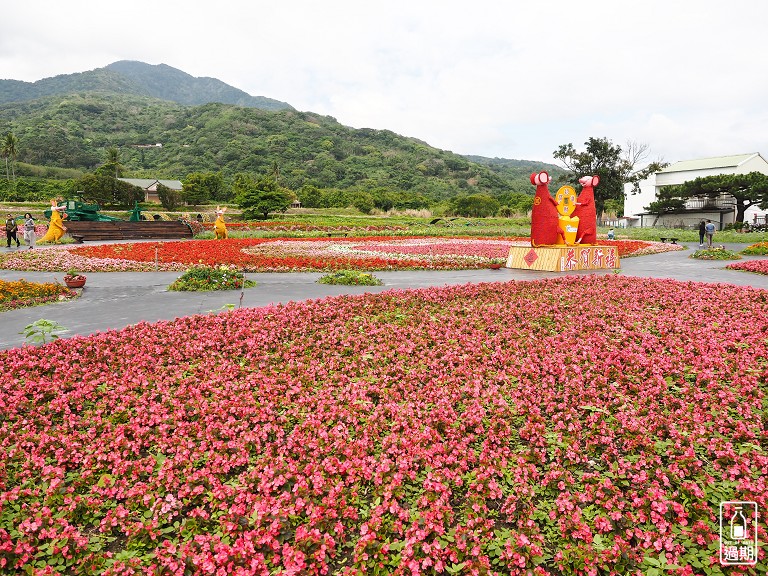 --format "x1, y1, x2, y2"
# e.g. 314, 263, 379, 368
1, 242, 766, 350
